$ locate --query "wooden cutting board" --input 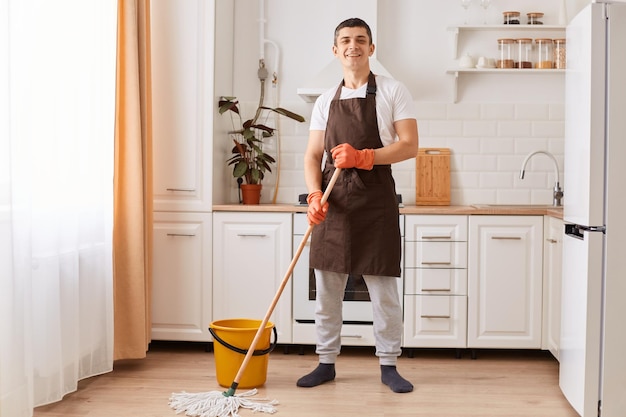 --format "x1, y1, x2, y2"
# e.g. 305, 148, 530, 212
415, 148, 451, 206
